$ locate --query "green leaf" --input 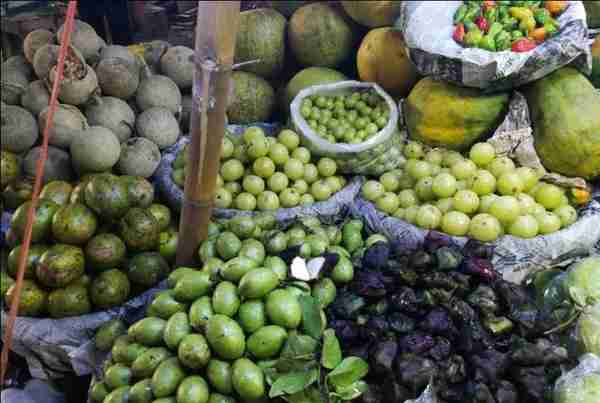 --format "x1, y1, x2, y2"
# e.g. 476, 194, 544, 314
269, 369, 319, 398
327, 357, 369, 388
281, 333, 318, 359
330, 380, 369, 400
299, 295, 323, 339
285, 386, 325, 403
321, 329, 342, 369
276, 357, 317, 374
